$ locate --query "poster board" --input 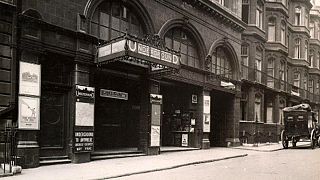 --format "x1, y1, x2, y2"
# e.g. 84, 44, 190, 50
150, 125, 160, 147
181, 134, 188, 147
19, 62, 41, 96
203, 95, 211, 132
150, 94, 162, 147
18, 96, 40, 130
75, 102, 94, 126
